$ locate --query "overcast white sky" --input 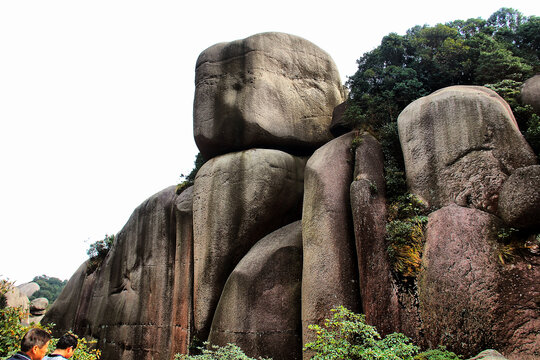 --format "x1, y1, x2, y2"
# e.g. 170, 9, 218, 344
1, 1, 538, 285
